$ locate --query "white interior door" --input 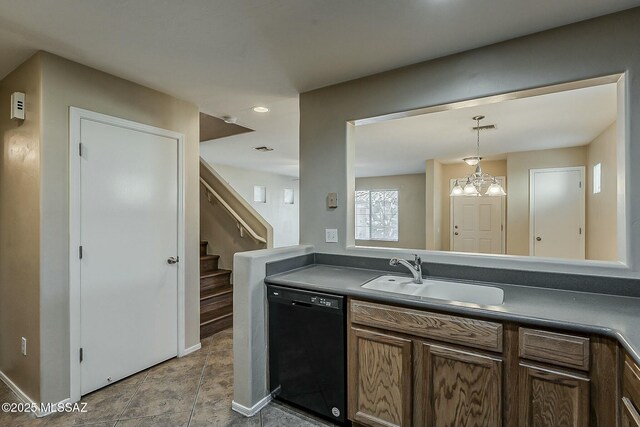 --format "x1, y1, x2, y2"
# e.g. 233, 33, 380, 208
530, 167, 585, 259
452, 196, 504, 254
79, 118, 179, 395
